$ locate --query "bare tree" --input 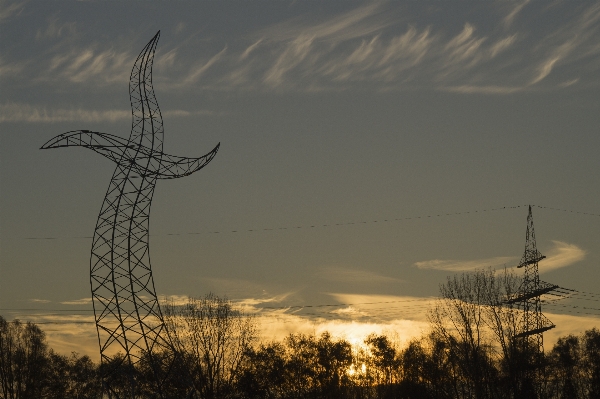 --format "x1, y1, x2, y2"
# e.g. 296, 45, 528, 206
478, 268, 531, 398
0, 316, 48, 399
428, 269, 509, 399
163, 294, 257, 399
